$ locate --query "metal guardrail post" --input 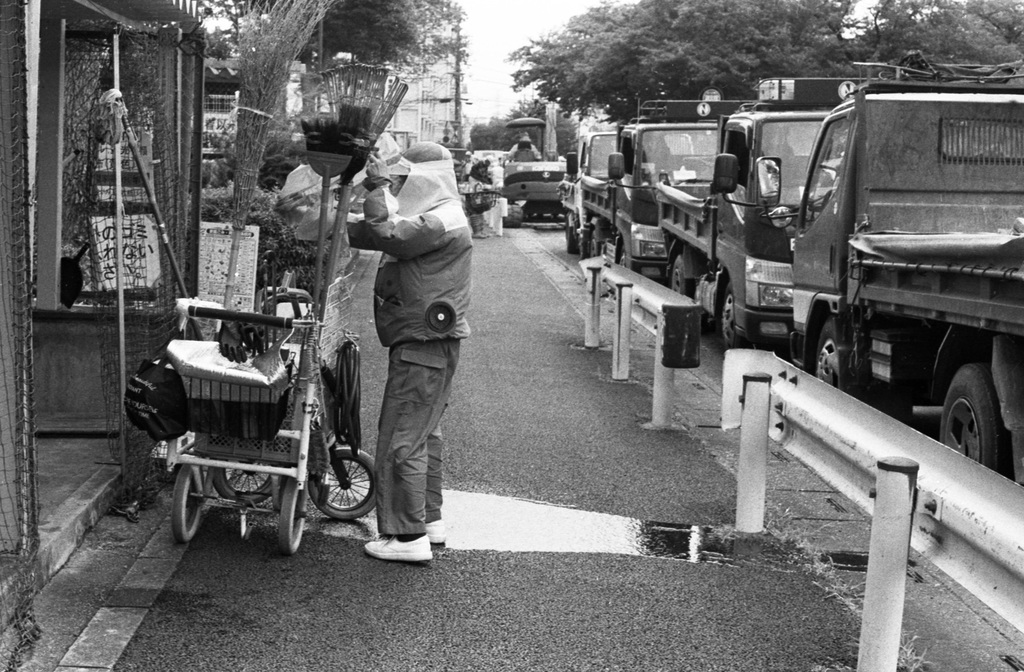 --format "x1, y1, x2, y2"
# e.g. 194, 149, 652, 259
649, 310, 675, 428
584, 264, 602, 349
736, 373, 772, 533
857, 457, 919, 672
612, 281, 633, 381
